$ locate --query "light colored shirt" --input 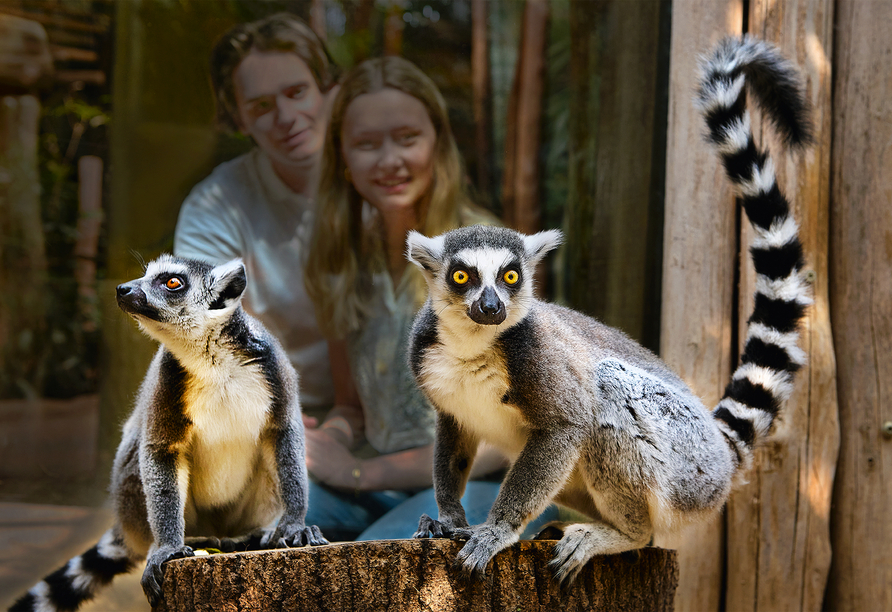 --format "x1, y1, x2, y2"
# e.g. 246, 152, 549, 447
346, 270, 436, 454
174, 149, 334, 407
